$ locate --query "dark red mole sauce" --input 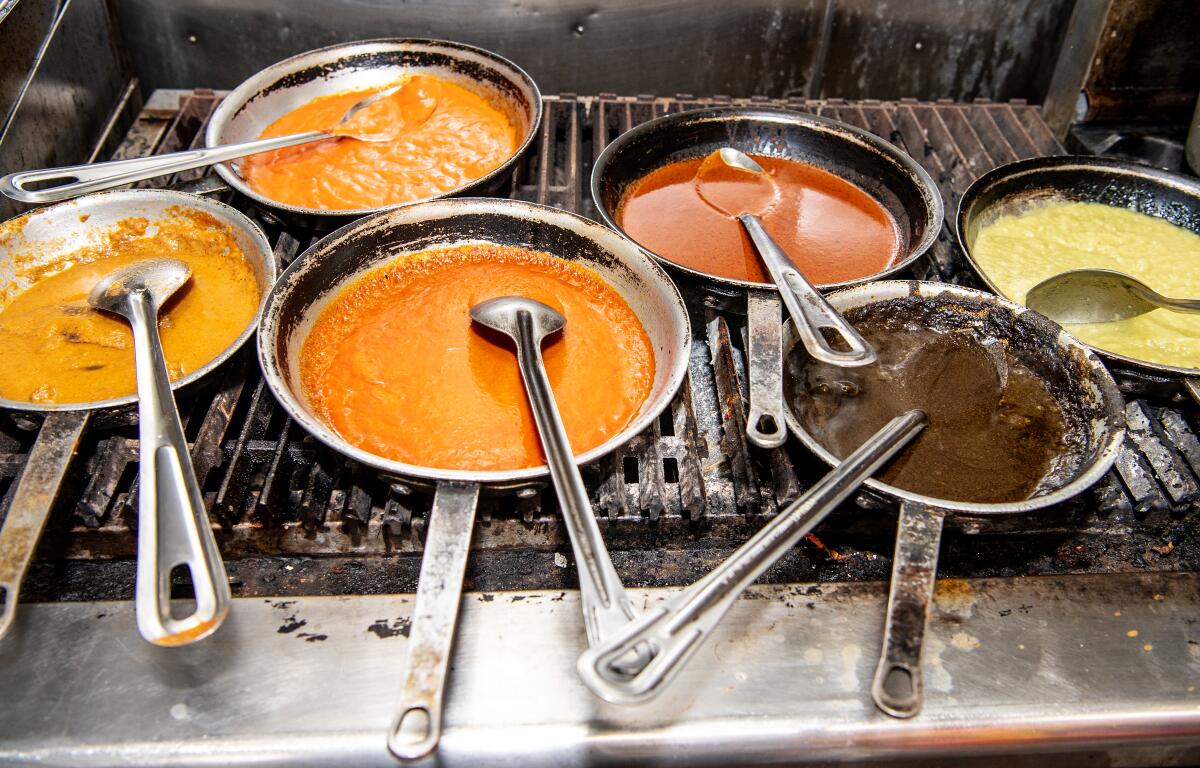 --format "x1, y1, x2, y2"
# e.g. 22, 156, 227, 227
616, 154, 902, 285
